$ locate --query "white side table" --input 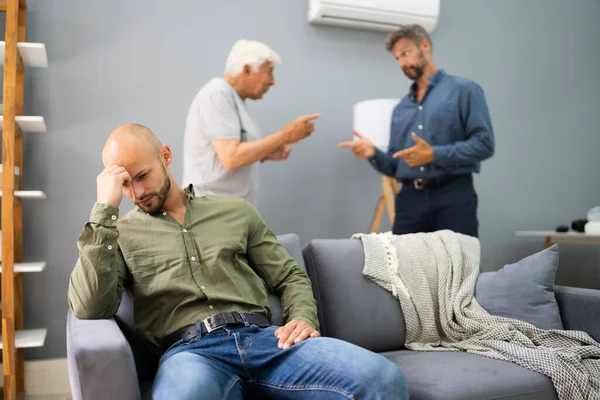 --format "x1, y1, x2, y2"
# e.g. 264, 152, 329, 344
515, 231, 600, 249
